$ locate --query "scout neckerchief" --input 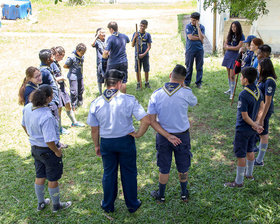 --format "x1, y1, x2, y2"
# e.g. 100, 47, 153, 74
112, 32, 119, 37
250, 54, 257, 67
231, 34, 237, 46
137, 31, 147, 53
163, 82, 181, 96
74, 51, 83, 74
191, 24, 198, 36
26, 81, 38, 90
102, 89, 119, 102
257, 77, 276, 87
244, 86, 261, 101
